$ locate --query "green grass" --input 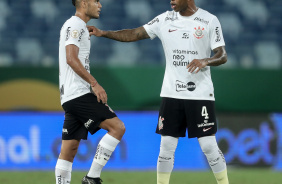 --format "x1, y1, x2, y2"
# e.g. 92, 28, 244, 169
0, 169, 281, 184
